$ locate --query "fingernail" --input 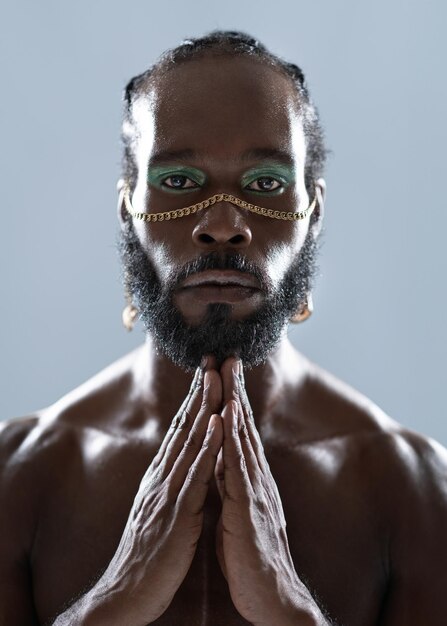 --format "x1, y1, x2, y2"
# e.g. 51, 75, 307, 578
207, 414, 216, 435
200, 355, 208, 370
203, 370, 211, 387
